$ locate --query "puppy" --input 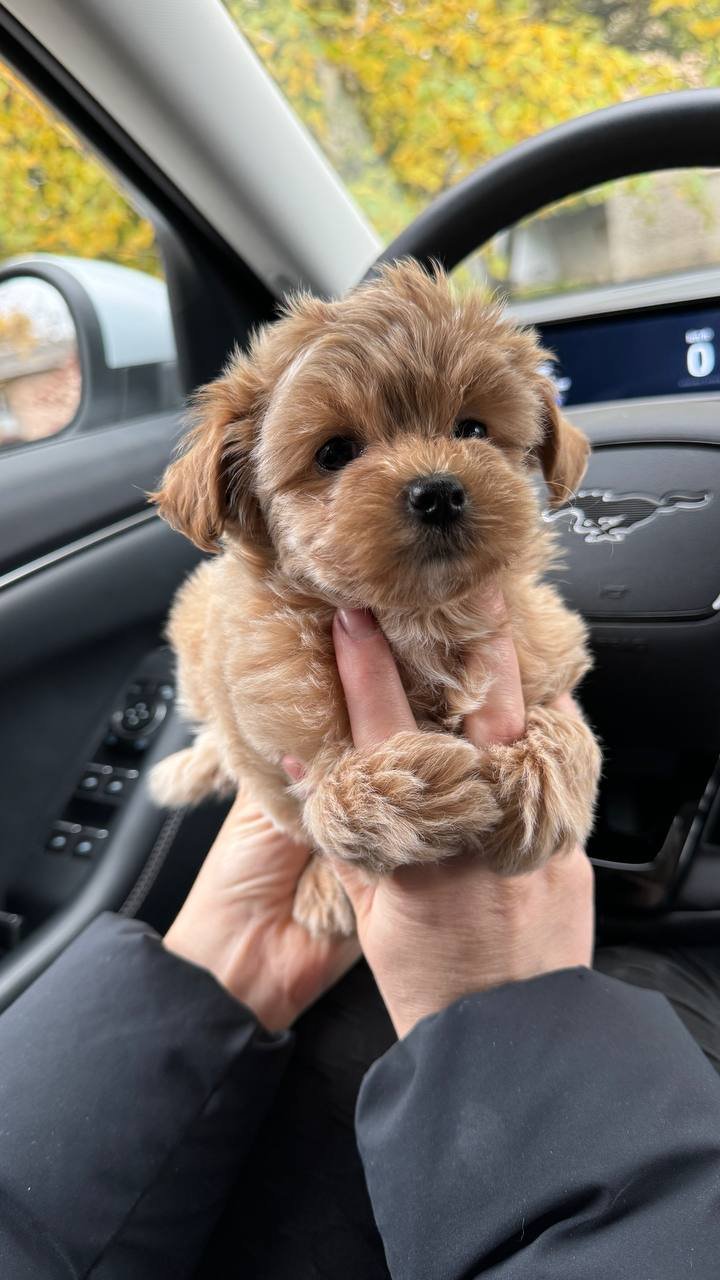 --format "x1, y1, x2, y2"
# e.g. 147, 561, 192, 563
150, 261, 601, 937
